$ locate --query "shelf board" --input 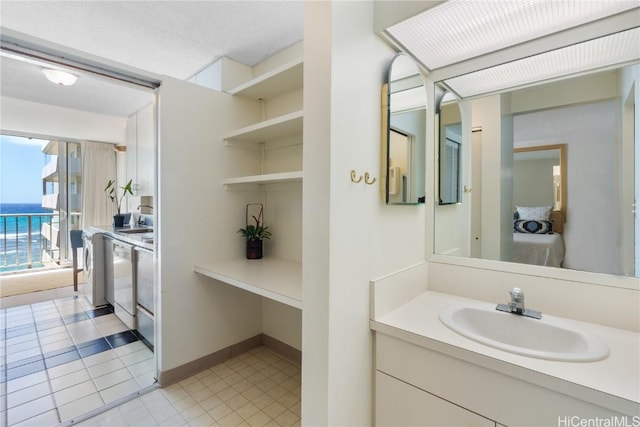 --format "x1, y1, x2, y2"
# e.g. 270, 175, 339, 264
222, 171, 303, 188
194, 258, 302, 309
228, 59, 303, 100
223, 110, 303, 144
